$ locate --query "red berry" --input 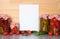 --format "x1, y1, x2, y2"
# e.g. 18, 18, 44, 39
48, 31, 52, 36
55, 32, 58, 36
3, 32, 8, 36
